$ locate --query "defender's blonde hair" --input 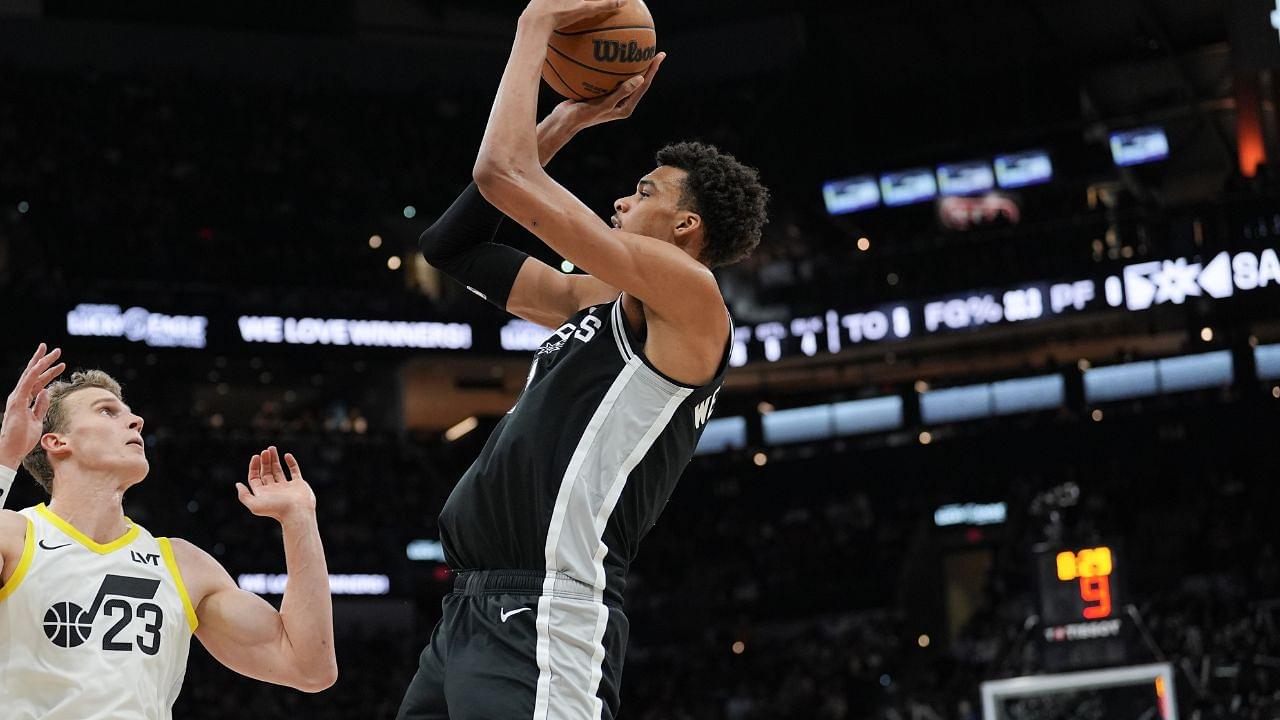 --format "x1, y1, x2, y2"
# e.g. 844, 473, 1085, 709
21, 370, 124, 495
